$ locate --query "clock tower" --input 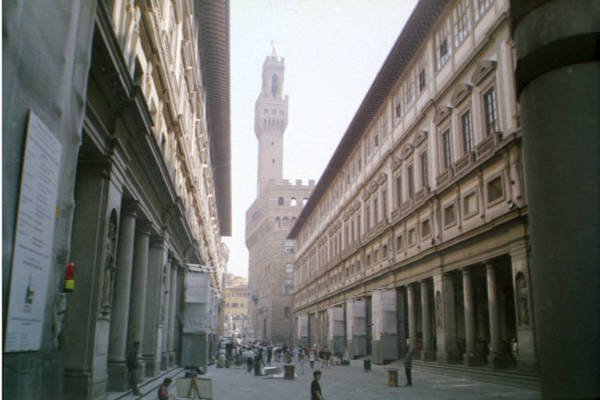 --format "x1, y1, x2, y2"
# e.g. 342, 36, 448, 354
254, 46, 288, 196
